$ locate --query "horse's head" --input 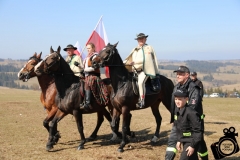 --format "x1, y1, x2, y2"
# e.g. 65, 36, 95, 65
18, 52, 42, 82
92, 42, 119, 69
34, 46, 61, 75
